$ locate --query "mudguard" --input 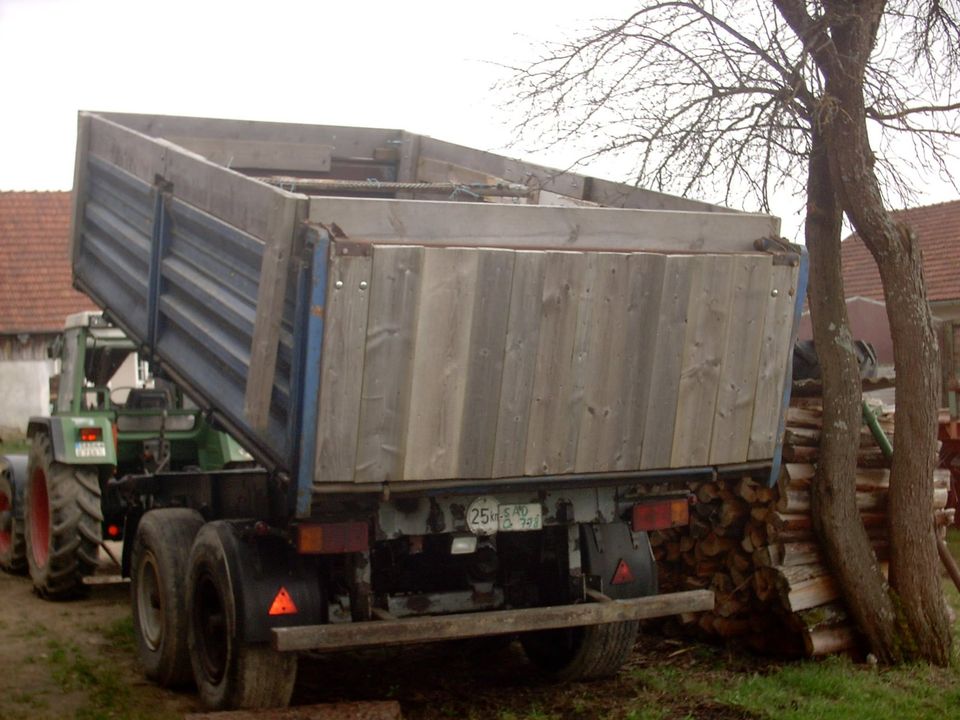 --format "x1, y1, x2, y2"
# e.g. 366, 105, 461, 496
207, 521, 325, 643
581, 521, 658, 600
27, 416, 118, 466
